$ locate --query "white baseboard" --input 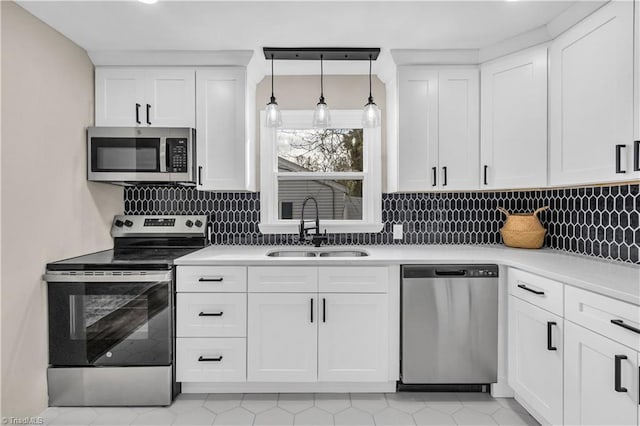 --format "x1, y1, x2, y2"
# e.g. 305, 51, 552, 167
182, 381, 397, 394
